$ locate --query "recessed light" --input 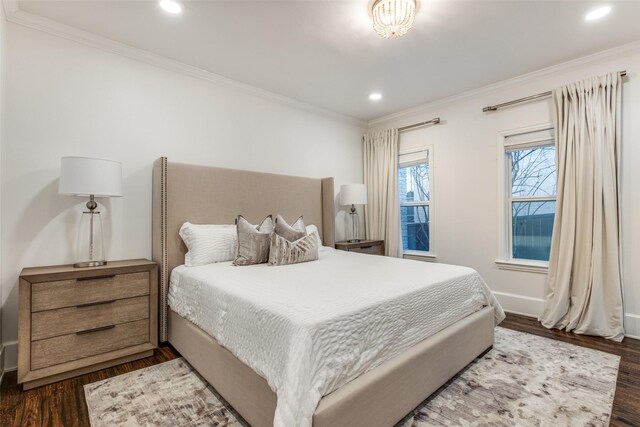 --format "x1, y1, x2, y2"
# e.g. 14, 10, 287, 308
585, 5, 611, 21
160, 0, 183, 15
369, 93, 383, 101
